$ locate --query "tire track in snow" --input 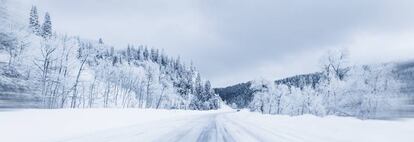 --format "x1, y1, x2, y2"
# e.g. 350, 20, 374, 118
213, 114, 237, 142
160, 113, 235, 142
155, 112, 221, 142
220, 114, 269, 142
196, 120, 217, 141
195, 114, 236, 142
57, 111, 336, 142
156, 111, 237, 142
